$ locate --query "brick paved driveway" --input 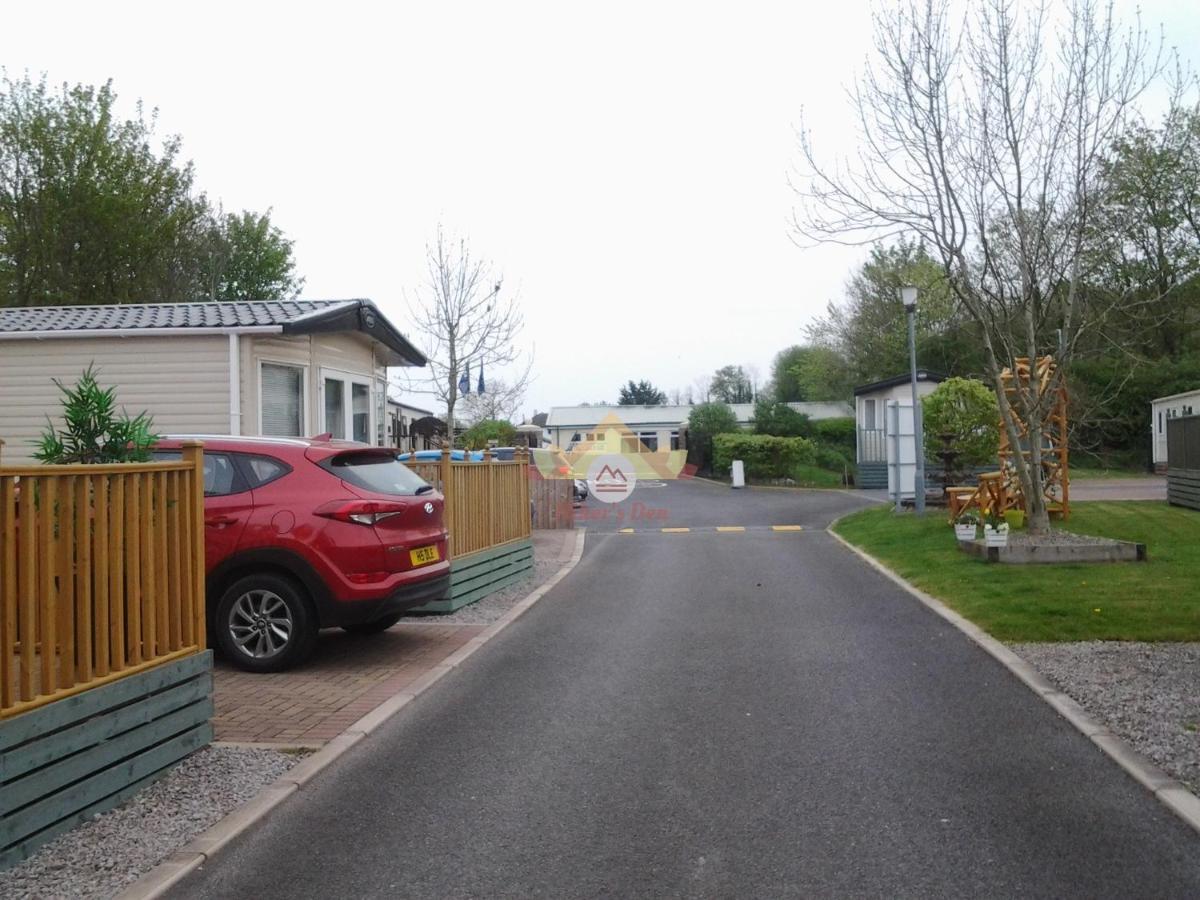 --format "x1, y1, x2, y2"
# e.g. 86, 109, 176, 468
212, 624, 484, 745
211, 530, 577, 746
